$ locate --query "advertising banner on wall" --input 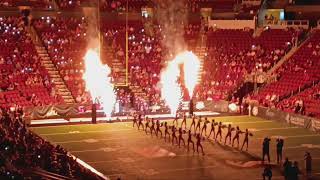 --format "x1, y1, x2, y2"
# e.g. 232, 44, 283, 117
24, 100, 230, 121
251, 106, 319, 132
